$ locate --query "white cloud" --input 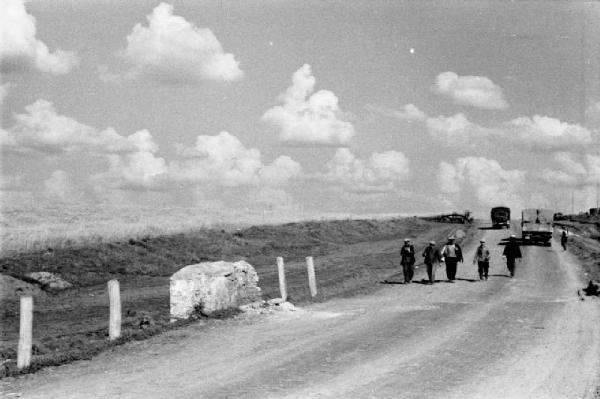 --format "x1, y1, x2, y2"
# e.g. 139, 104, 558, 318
3, 100, 159, 155
319, 148, 410, 193
364, 103, 427, 121
262, 64, 355, 146
43, 170, 81, 201
541, 152, 600, 187
0, 0, 79, 74
434, 71, 508, 110
123, 3, 243, 83
426, 113, 491, 145
438, 157, 525, 209
504, 115, 593, 150
0, 83, 10, 104
170, 131, 302, 187
259, 156, 302, 186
